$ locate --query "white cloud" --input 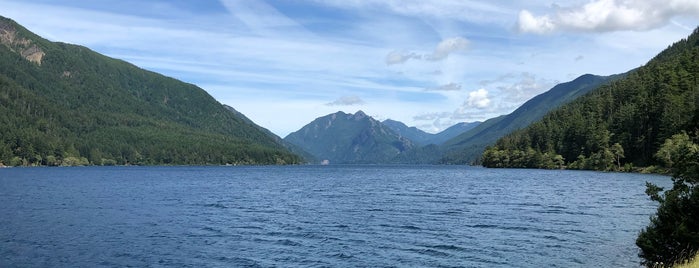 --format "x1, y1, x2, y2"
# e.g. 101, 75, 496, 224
518, 0, 699, 34
386, 36, 469, 65
518, 10, 555, 34
426, 37, 469, 61
465, 88, 491, 109
425, 82, 461, 91
385, 50, 421, 65
326, 95, 366, 106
